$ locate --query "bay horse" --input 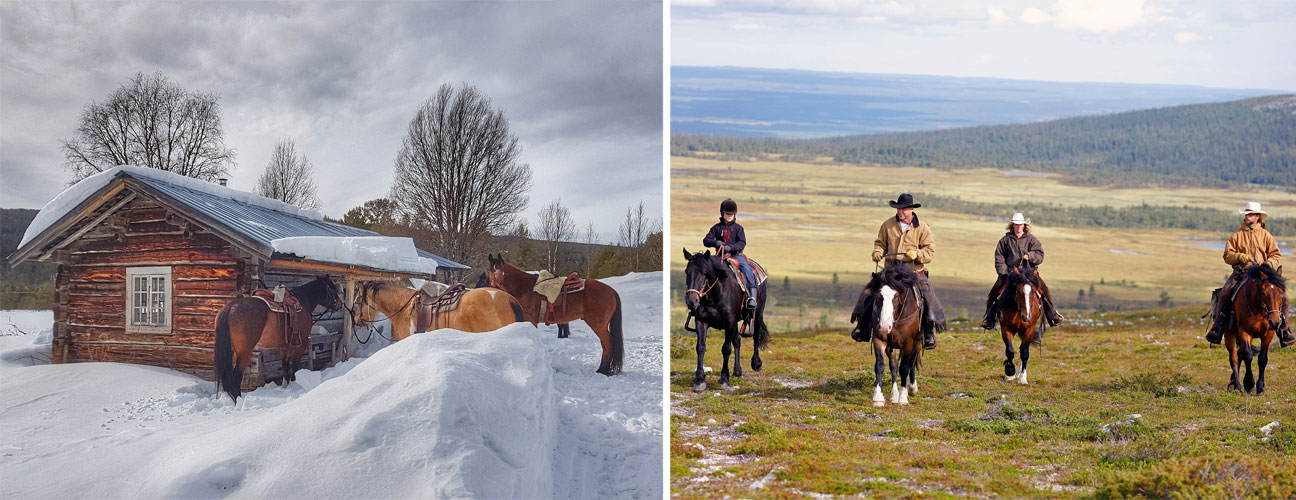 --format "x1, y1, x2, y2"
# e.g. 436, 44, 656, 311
476, 271, 571, 339
850, 261, 923, 406
214, 275, 341, 401
352, 281, 526, 340
681, 248, 769, 392
1224, 264, 1286, 394
997, 265, 1043, 385
485, 254, 624, 375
